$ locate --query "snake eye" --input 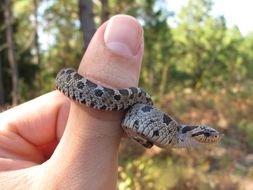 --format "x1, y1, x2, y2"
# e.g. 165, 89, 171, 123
203, 132, 211, 137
